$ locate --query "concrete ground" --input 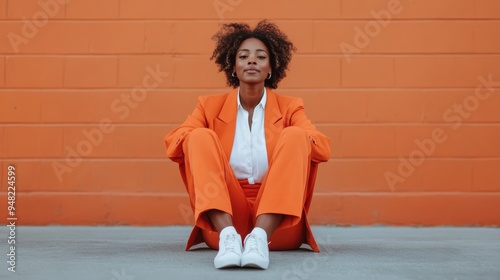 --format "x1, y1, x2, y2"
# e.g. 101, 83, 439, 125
0, 226, 499, 280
